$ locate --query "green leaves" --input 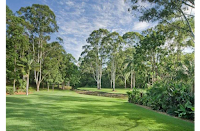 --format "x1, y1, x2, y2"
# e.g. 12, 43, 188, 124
19, 4, 59, 34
